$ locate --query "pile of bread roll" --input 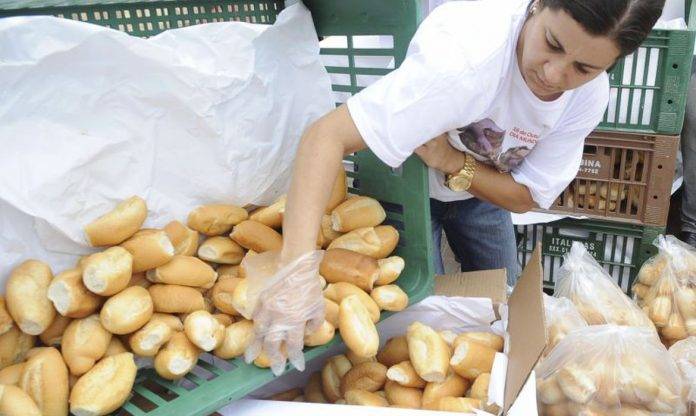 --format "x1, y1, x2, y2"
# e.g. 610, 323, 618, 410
267, 321, 503, 413
536, 325, 685, 416
632, 236, 696, 347
541, 294, 587, 359
0, 168, 409, 415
